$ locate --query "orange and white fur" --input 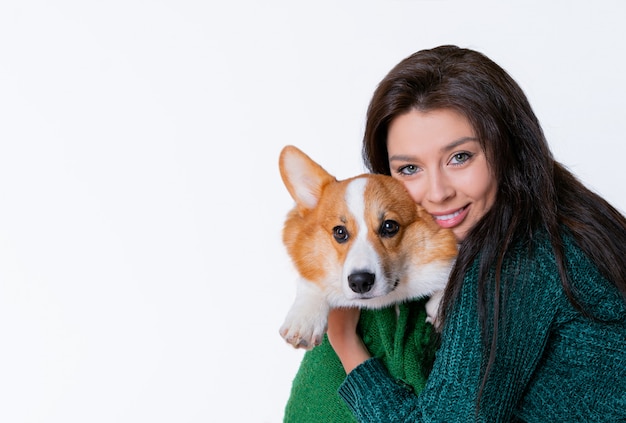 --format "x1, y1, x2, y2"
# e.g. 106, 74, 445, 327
279, 145, 458, 349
